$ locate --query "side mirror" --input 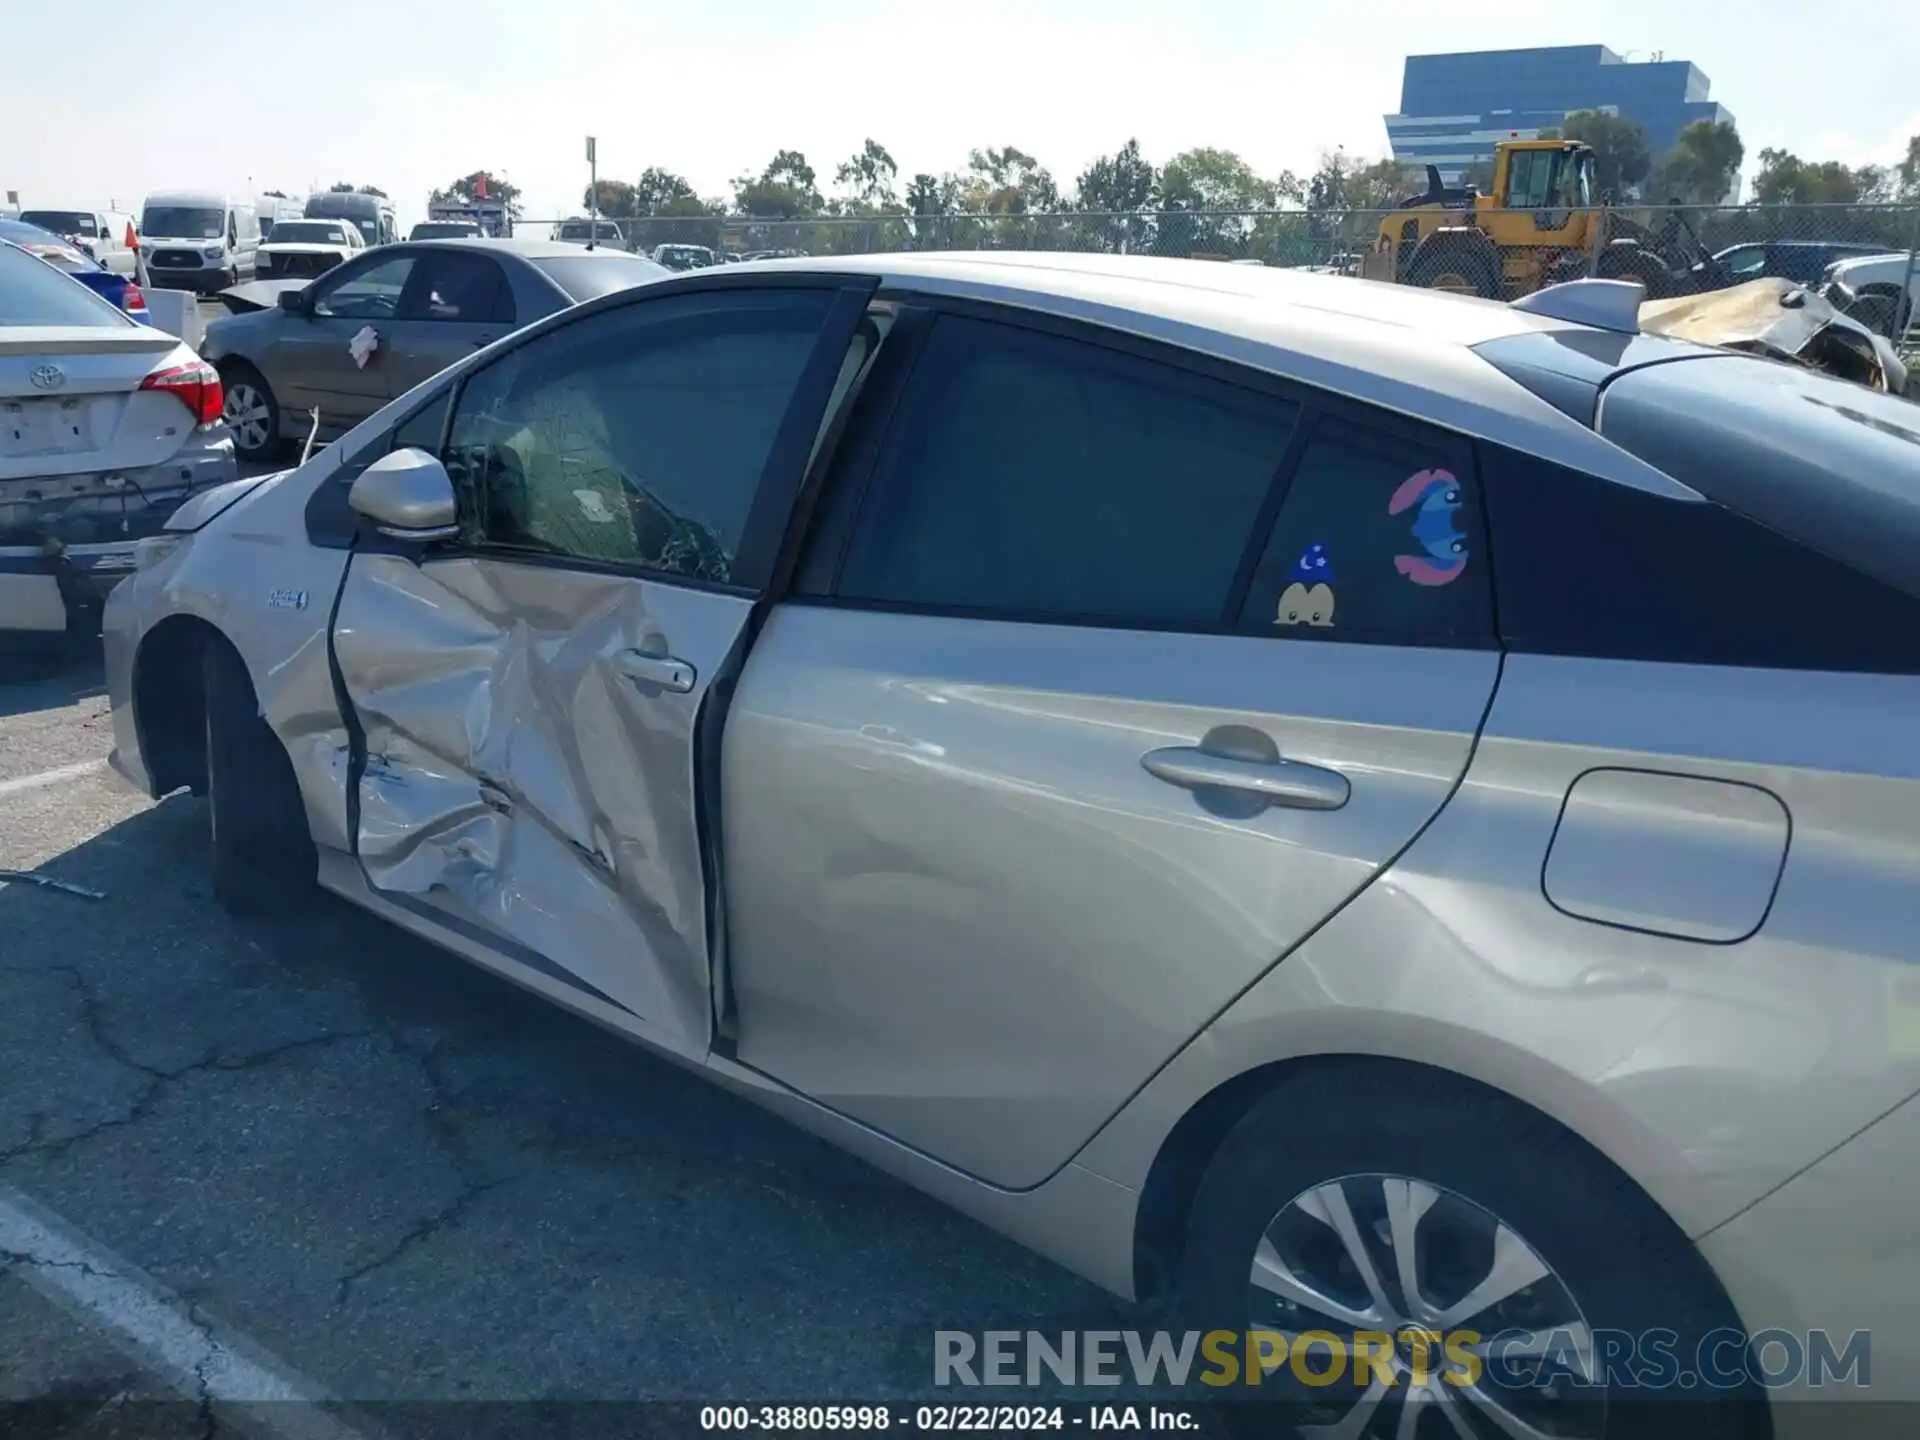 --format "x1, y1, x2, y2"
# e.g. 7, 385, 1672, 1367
278, 288, 310, 316
348, 448, 459, 541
